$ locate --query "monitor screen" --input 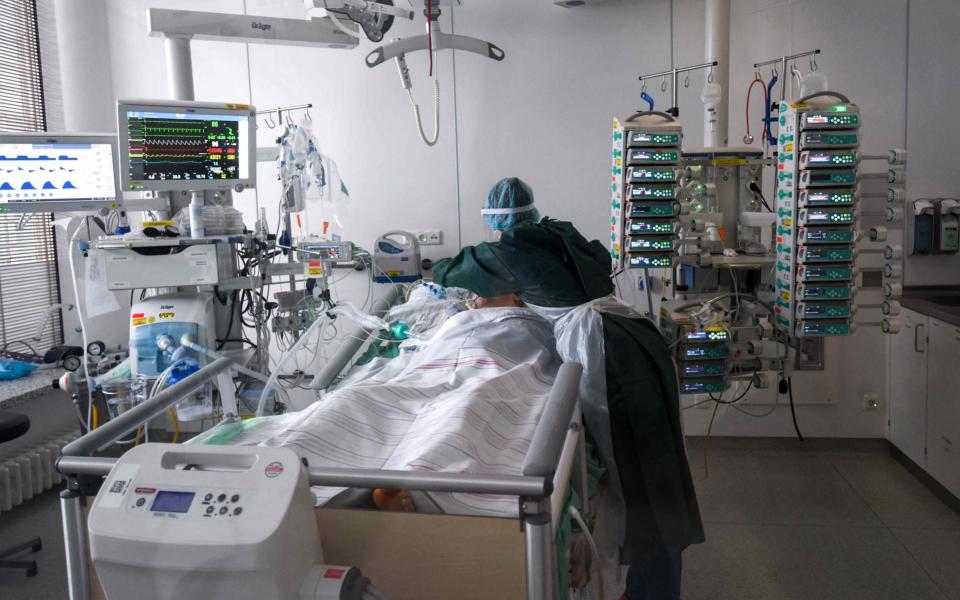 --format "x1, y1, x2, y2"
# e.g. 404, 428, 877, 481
118, 100, 256, 192
0, 134, 119, 213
